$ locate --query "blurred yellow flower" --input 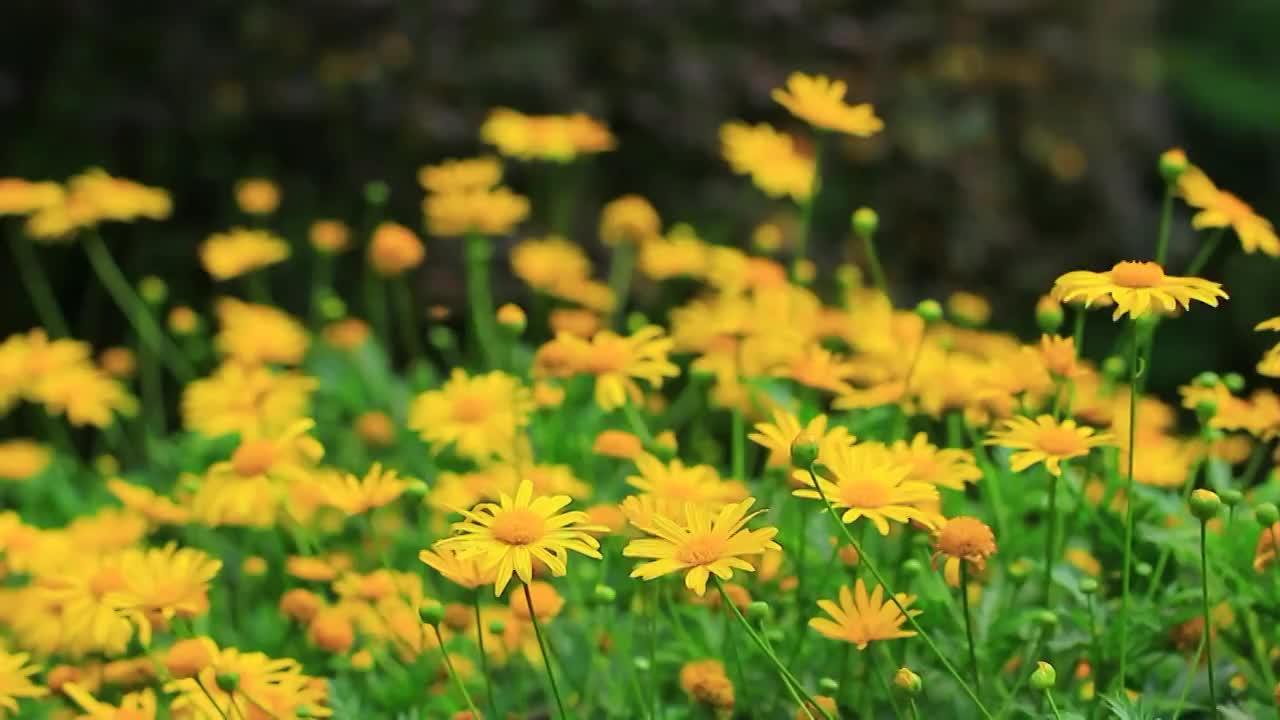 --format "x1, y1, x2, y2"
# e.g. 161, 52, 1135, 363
0, 651, 48, 714
181, 362, 317, 440
309, 219, 351, 254
107, 543, 221, 646
1178, 164, 1279, 256
214, 298, 310, 366
234, 177, 281, 215
600, 194, 661, 245
772, 72, 884, 137
409, 368, 532, 462
0, 178, 64, 215
25, 168, 170, 241
319, 463, 413, 516
424, 186, 530, 237
511, 235, 592, 292
368, 221, 425, 275
720, 121, 814, 202
419, 156, 502, 194
0, 439, 51, 481
200, 227, 290, 280
481, 108, 615, 162
164, 642, 331, 718
986, 415, 1114, 476
532, 326, 678, 410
